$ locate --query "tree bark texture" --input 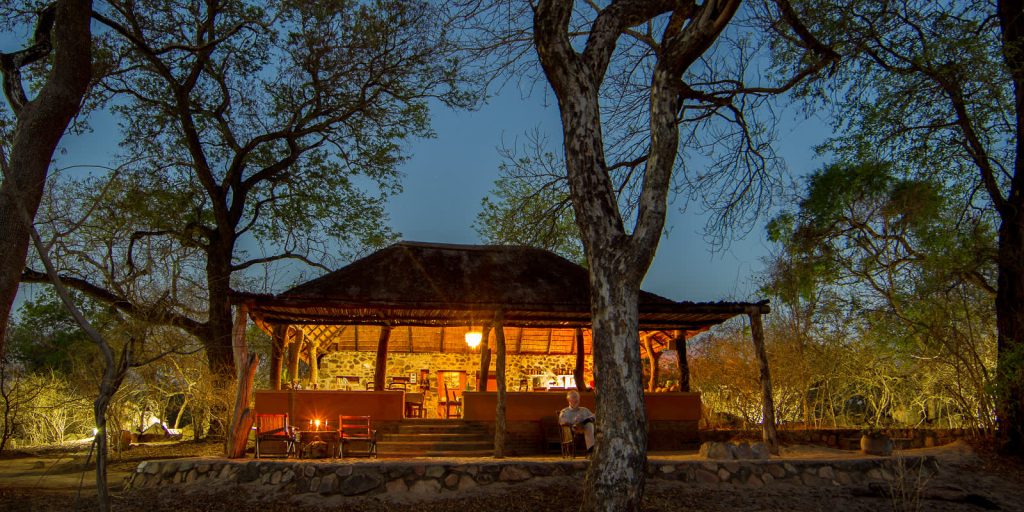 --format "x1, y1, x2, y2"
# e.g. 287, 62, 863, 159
205, 241, 237, 376
533, 1, 741, 509
225, 352, 258, 458
374, 325, 391, 391
996, 0, 1024, 456
493, 312, 507, 458
0, 0, 92, 361
226, 306, 257, 457
749, 311, 779, 454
